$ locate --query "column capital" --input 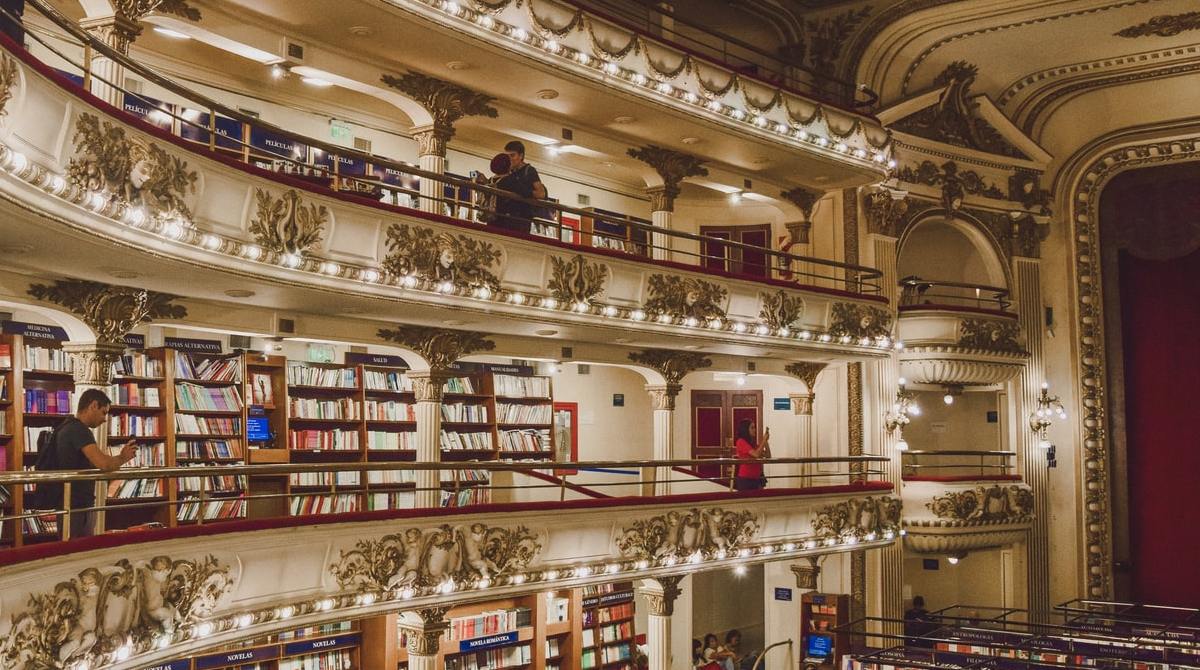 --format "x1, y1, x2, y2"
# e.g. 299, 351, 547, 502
645, 384, 682, 411
381, 71, 498, 151
399, 606, 451, 655
63, 340, 127, 386
80, 1, 200, 52
791, 557, 821, 590
27, 279, 187, 345
627, 146, 708, 213
784, 361, 826, 395
789, 392, 814, 416
412, 124, 456, 159
628, 348, 712, 388
641, 575, 684, 616
780, 186, 824, 222
864, 185, 909, 238
407, 370, 452, 403
784, 220, 811, 245
377, 326, 495, 372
